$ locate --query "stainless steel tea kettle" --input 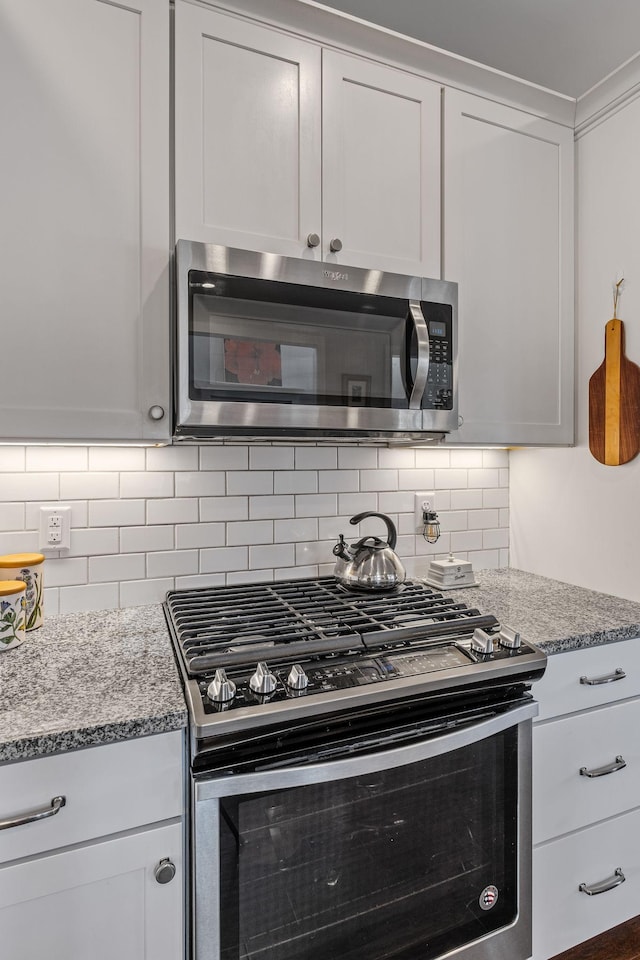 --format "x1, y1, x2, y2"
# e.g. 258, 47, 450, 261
333, 511, 406, 591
